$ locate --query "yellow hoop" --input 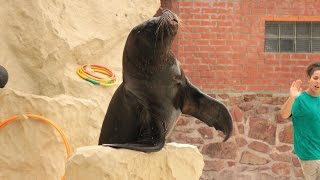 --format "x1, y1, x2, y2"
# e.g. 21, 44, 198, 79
77, 64, 116, 86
